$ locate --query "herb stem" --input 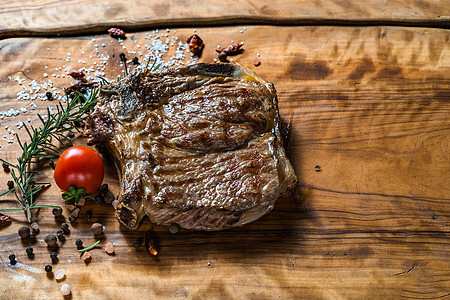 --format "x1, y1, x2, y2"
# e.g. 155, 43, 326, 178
78, 240, 101, 252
